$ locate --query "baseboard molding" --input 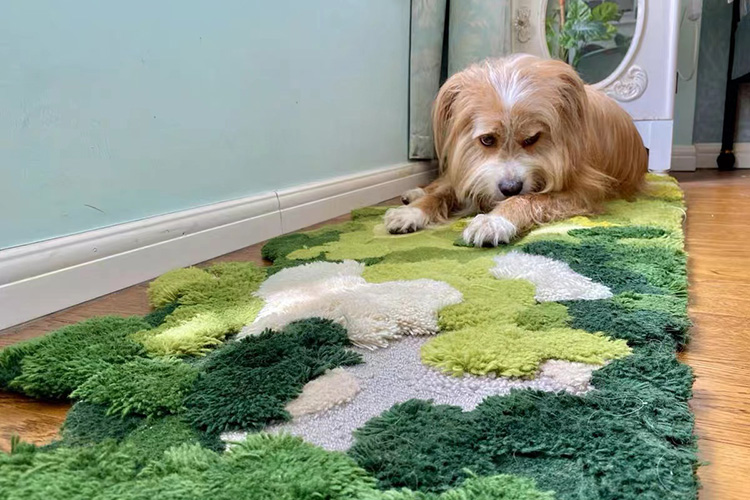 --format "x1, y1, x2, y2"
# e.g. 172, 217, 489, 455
670, 145, 697, 172
695, 143, 724, 169
671, 142, 750, 171
0, 161, 436, 331
278, 162, 435, 233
